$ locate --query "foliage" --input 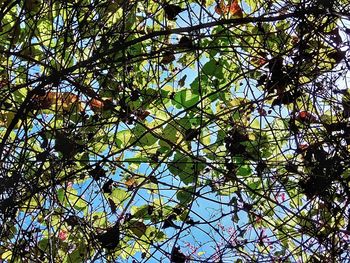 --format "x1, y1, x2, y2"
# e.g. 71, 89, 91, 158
1, 0, 350, 262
